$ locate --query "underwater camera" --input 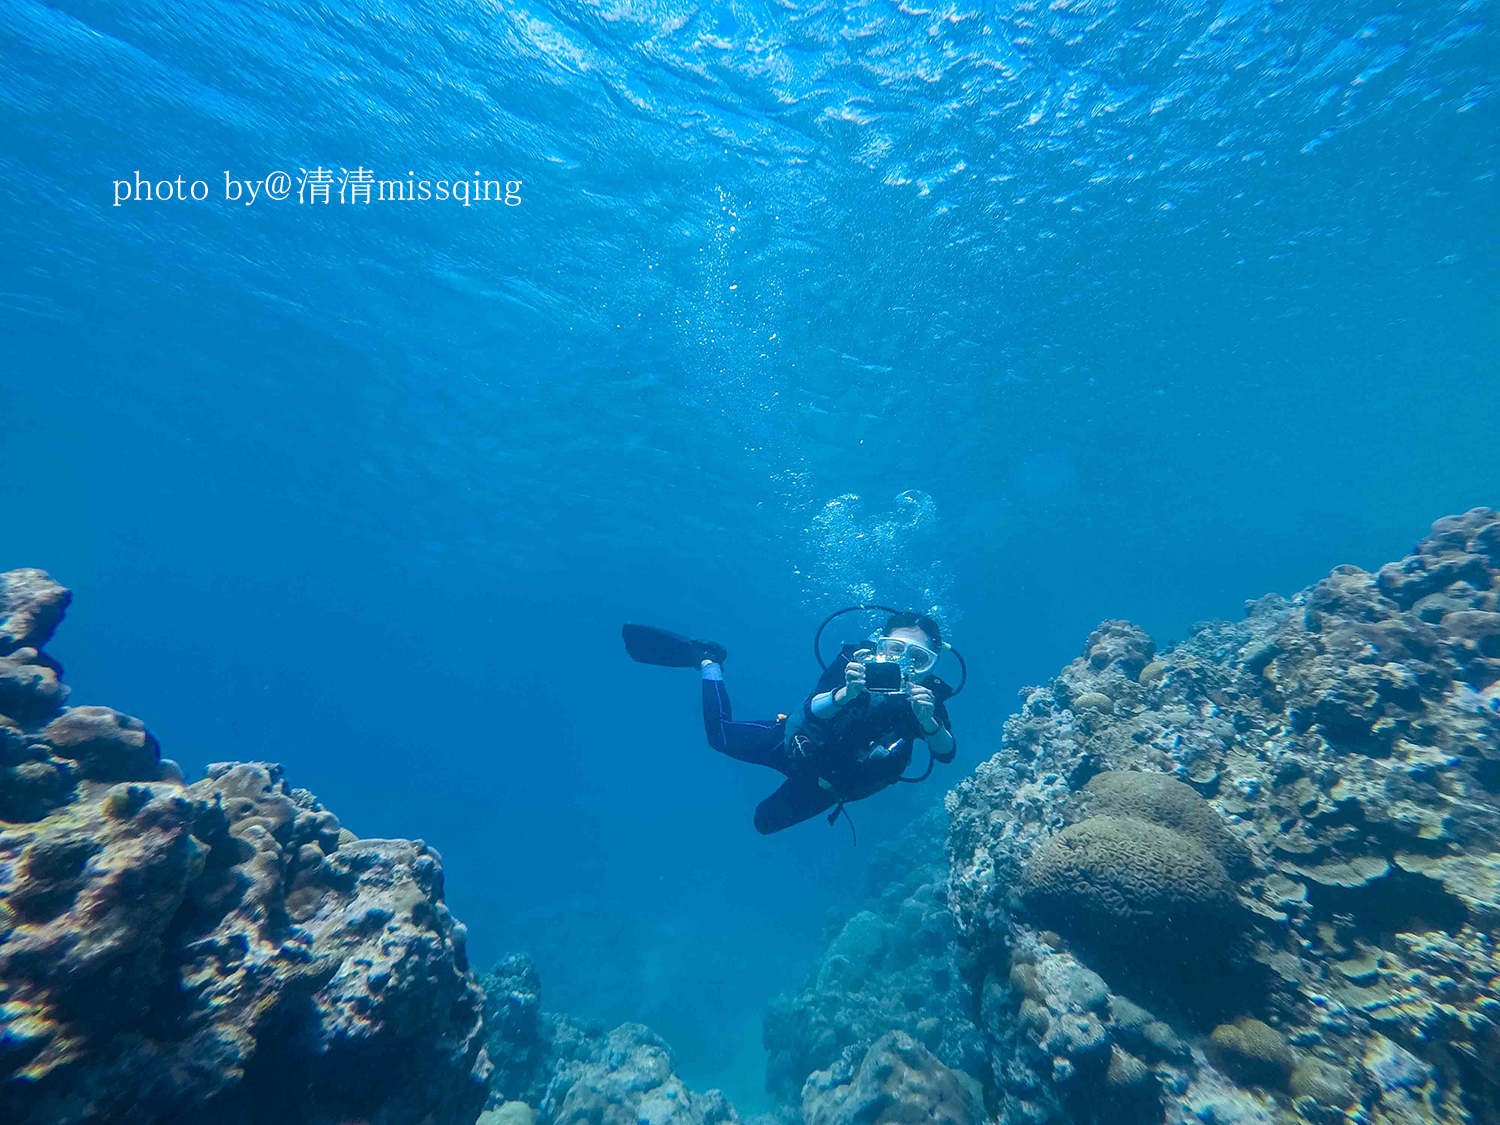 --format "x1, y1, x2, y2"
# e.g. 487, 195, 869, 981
862, 657, 906, 694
